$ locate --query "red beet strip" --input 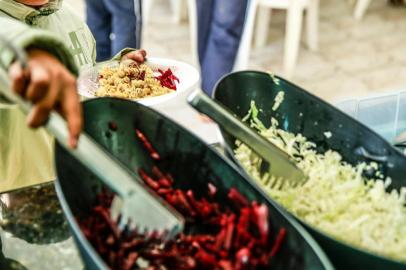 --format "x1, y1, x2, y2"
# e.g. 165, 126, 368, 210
155, 68, 179, 90
134, 129, 160, 160
78, 169, 287, 270
108, 121, 118, 131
